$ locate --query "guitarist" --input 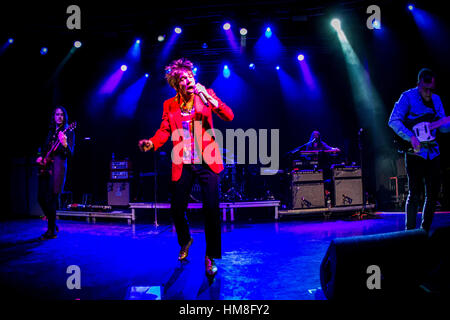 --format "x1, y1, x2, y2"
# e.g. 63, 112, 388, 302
389, 68, 450, 232
36, 106, 75, 239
